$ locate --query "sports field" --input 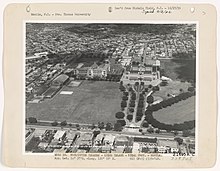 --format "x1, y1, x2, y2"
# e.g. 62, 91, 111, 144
152, 96, 195, 124
26, 81, 122, 124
